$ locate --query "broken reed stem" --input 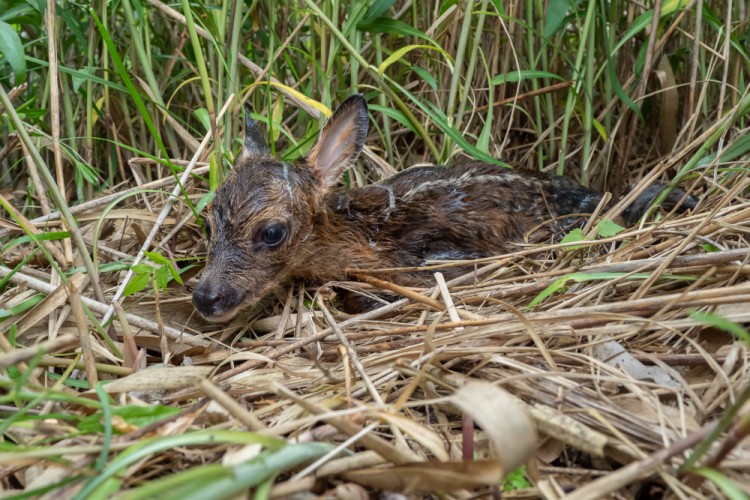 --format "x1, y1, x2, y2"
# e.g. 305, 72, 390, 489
434, 272, 461, 325
0, 133, 19, 164
291, 421, 381, 481
0, 334, 80, 370
351, 274, 447, 311
274, 285, 295, 340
